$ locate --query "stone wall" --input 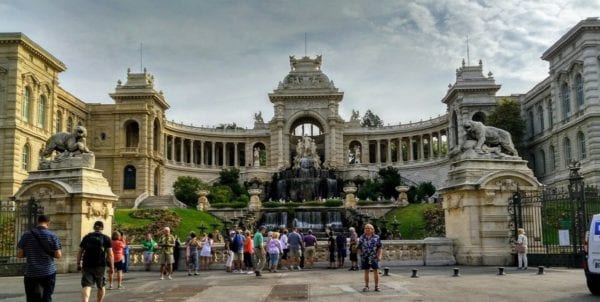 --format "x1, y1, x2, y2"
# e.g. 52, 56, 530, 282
124, 238, 455, 271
